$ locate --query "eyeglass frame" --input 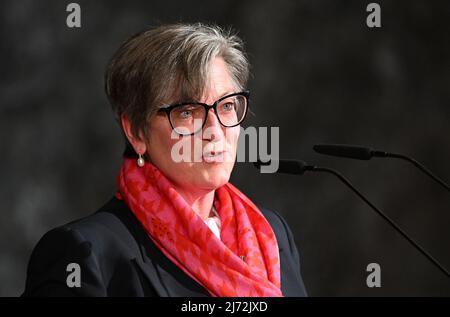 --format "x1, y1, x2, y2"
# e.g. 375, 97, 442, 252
157, 90, 250, 136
